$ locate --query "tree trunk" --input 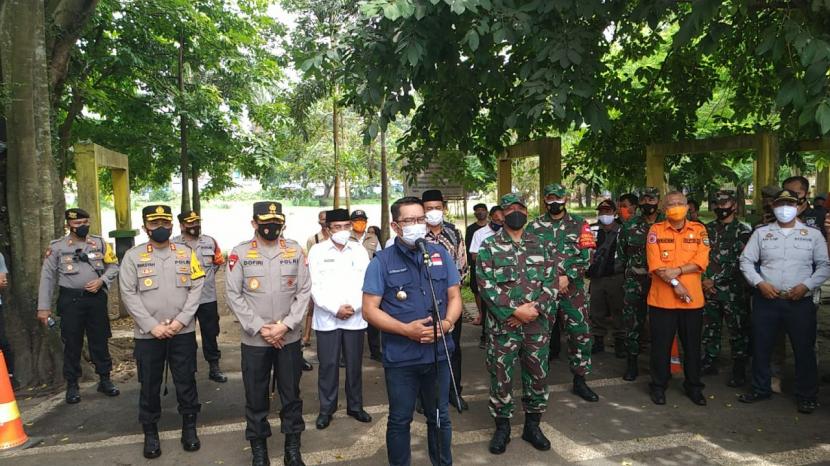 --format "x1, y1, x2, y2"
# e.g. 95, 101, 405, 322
344, 175, 351, 212
576, 186, 584, 208
380, 126, 390, 244
178, 30, 190, 213
332, 95, 340, 208
47, 0, 101, 106
736, 184, 746, 217
1, 0, 65, 386
191, 163, 200, 214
